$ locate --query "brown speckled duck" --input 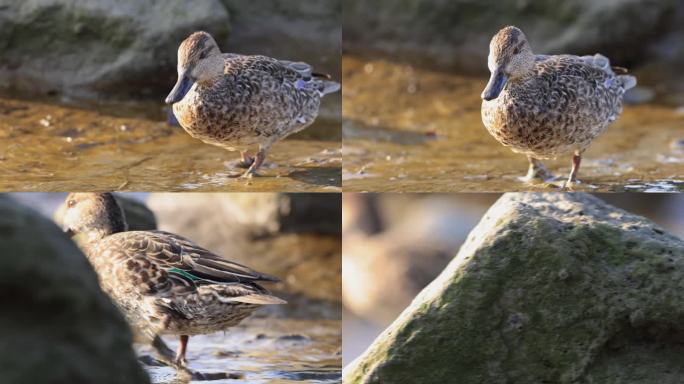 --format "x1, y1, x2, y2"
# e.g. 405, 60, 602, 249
481, 26, 636, 187
61, 193, 285, 373
165, 31, 340, 178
